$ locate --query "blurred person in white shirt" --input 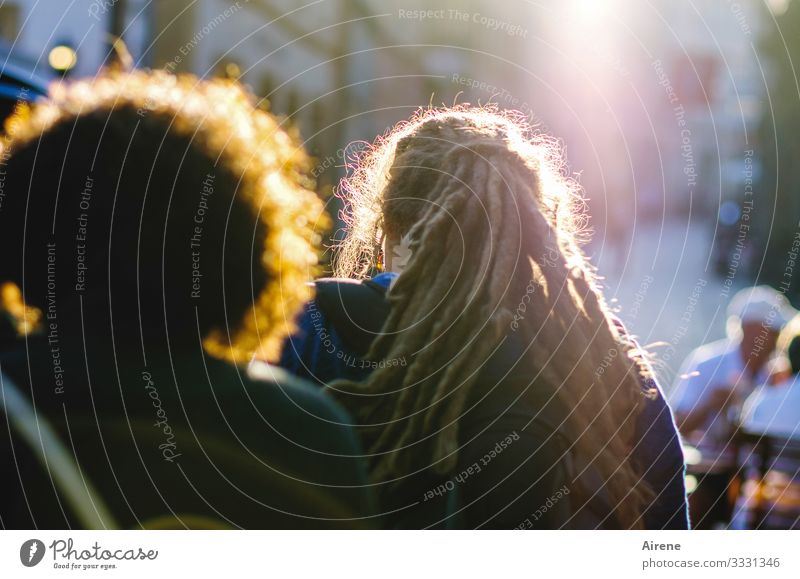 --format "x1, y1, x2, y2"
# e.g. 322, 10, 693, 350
742, 317, 800, 440
731, 319, 800, 528
671, 285, 796, 528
